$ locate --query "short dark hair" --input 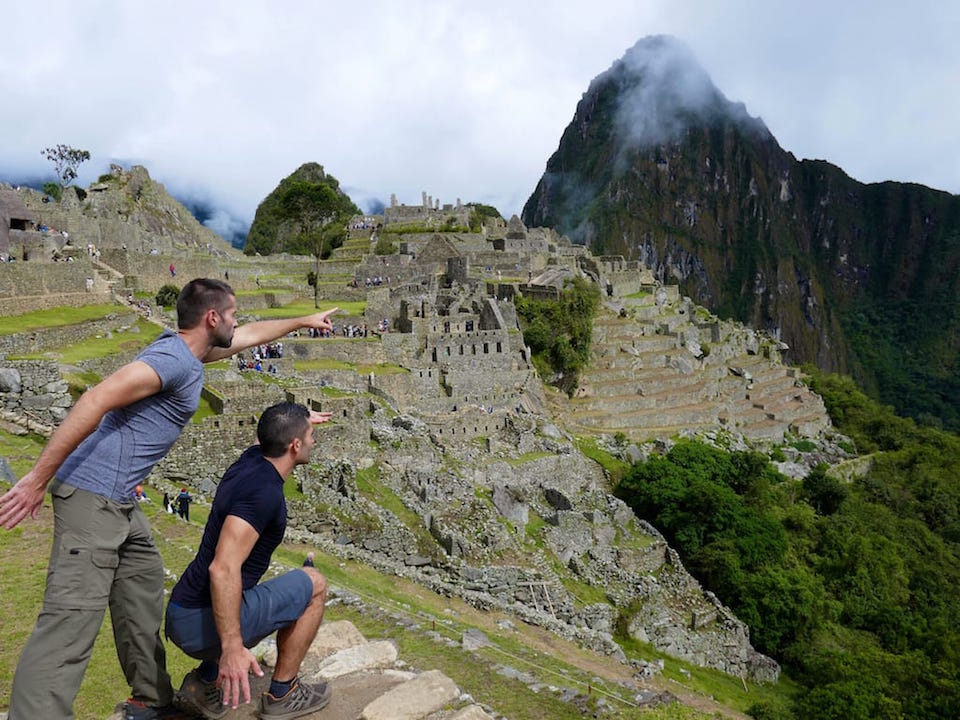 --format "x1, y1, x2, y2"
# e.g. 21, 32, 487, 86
257, 402, 310, 458
176, 278, 235, 330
